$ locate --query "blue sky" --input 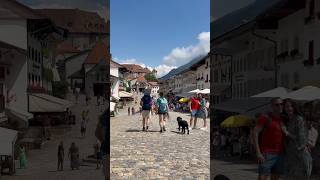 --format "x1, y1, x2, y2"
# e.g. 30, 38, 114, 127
111, 0, 210, 77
